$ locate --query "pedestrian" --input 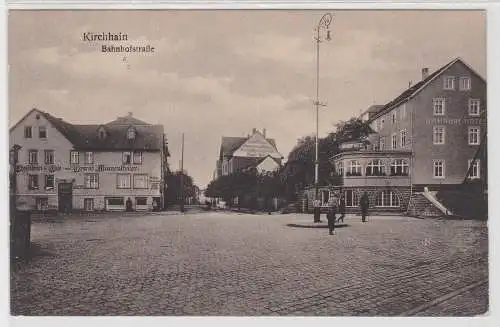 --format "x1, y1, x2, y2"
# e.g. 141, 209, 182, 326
337, 194, 346, 223
313, 197, 321, 223
360, 191, 369, 222
327, 193, 338, 235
